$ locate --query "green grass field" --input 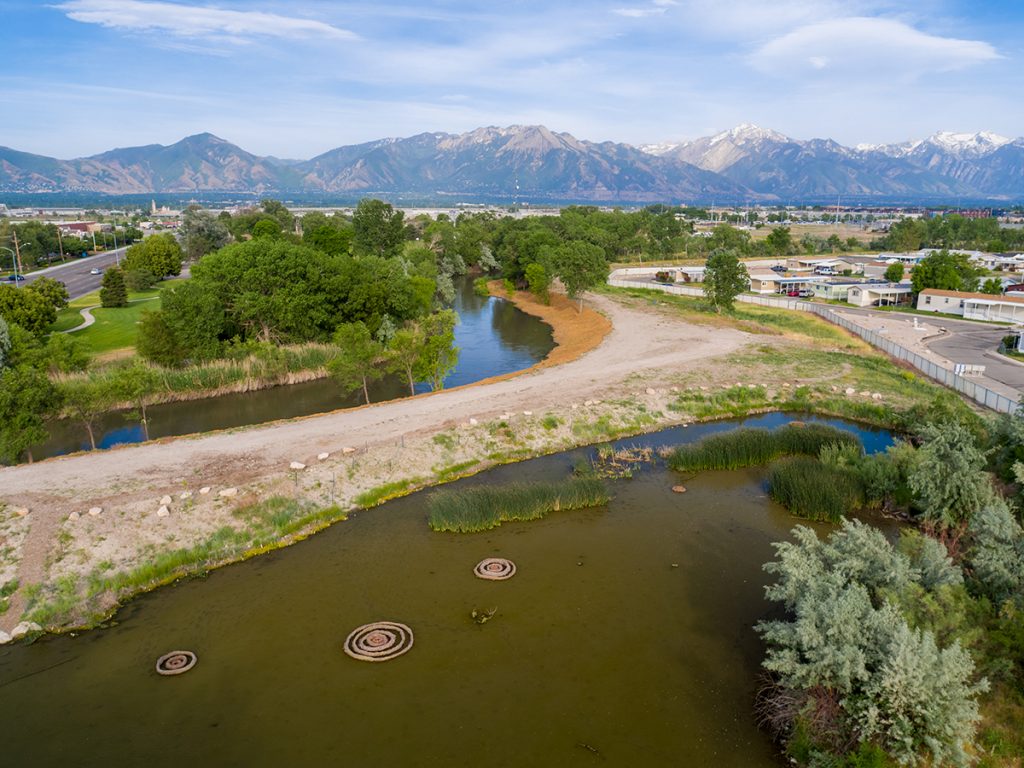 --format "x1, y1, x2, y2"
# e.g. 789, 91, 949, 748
48, 285, 166, 357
